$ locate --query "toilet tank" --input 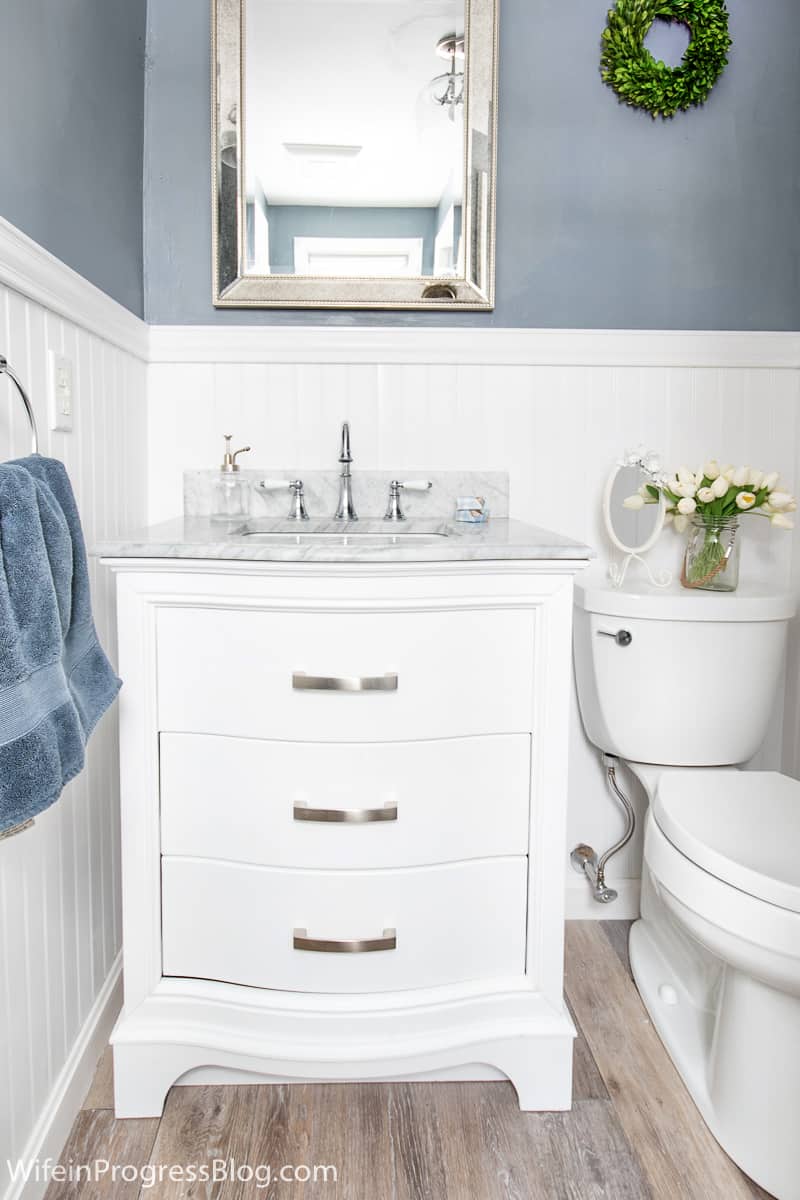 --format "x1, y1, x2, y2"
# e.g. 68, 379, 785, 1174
574, 575, 795, 766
